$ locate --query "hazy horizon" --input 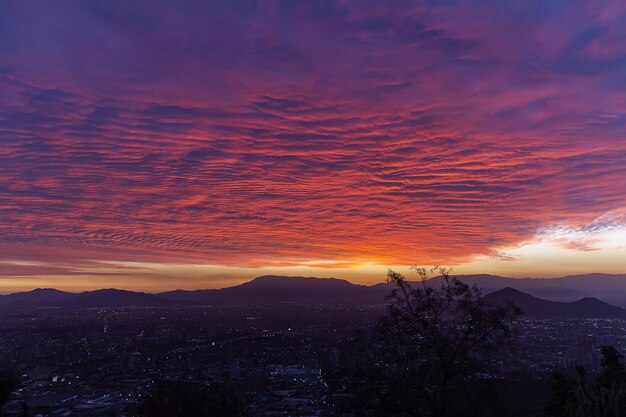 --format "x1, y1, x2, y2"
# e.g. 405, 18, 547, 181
2, 270, 626, 295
